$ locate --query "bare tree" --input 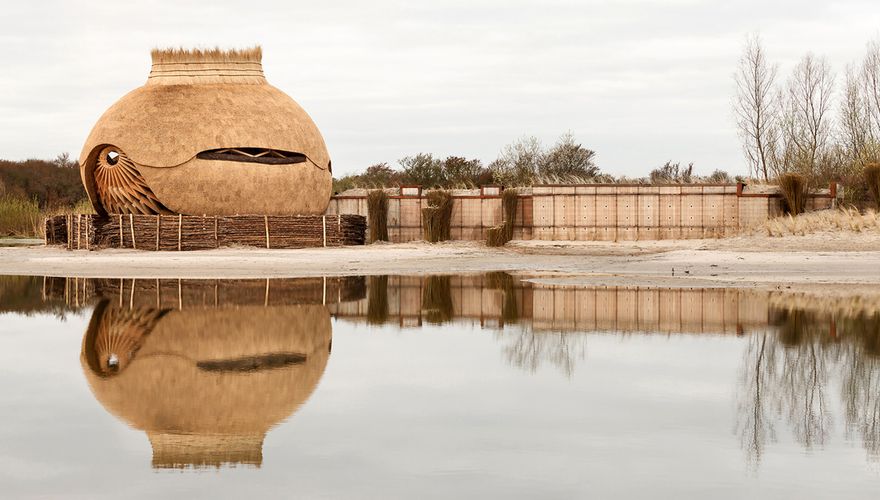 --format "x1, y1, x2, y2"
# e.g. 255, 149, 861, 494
862, 40, 880, 137
734, 35, 780, 181
779, 54, 835, 177
839, 65, 872, 164
489, 135, 544, 186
